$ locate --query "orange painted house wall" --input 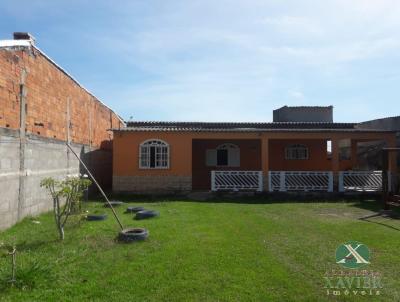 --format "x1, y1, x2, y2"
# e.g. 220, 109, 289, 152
268, 139, 352, 171
113, 130, 397, 192
192, 139, 261, 190
114, 131, 396, 175
113, 131, 194, 177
